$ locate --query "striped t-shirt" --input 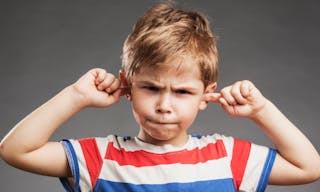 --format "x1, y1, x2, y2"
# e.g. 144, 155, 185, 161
60, 134, 276, 192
